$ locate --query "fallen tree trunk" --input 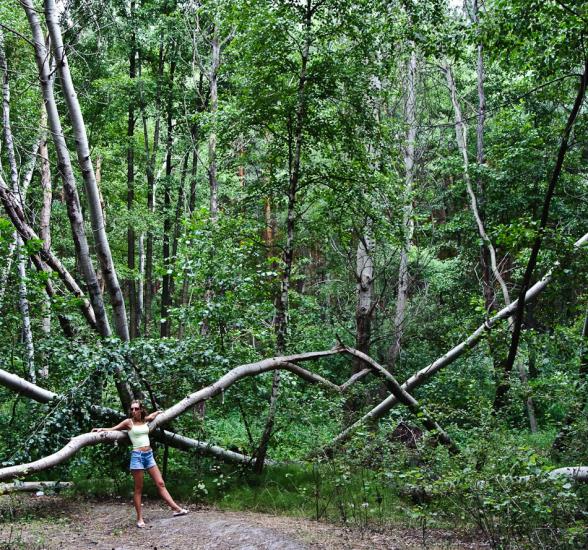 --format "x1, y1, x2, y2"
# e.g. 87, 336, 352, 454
0, 348, 376, 480
323, 231, 588, 451
0, 366, 257, 472
340, 347, 458, 453
547, 467, 588, 482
